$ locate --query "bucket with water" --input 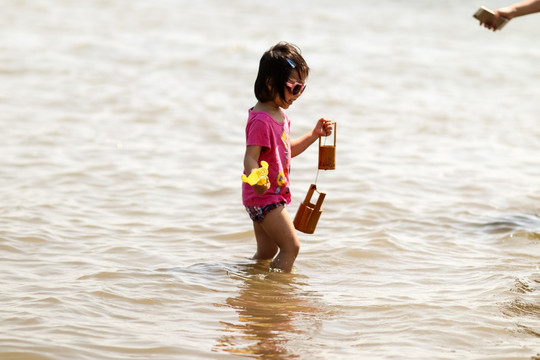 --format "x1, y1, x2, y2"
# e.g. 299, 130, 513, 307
318, 122, 337, 170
